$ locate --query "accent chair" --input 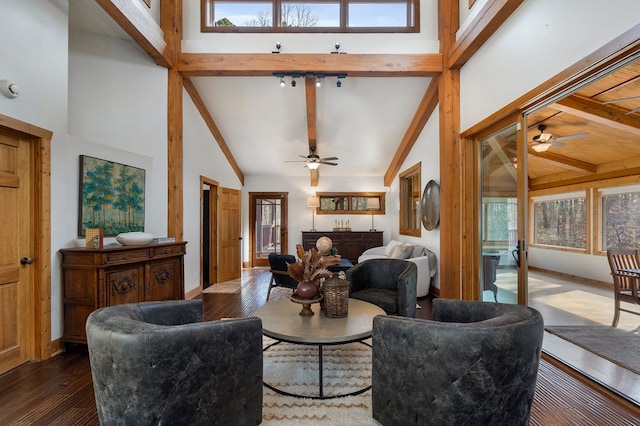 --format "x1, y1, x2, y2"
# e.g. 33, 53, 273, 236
86, 300, 263, 425
346, 258, 417, 317
372, 299, 544, 426
266, 253, 298, 301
